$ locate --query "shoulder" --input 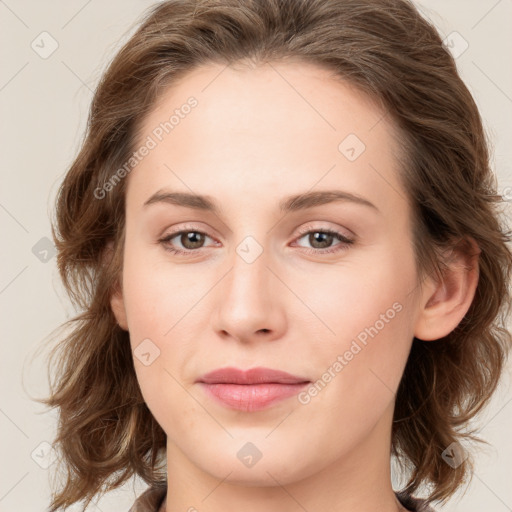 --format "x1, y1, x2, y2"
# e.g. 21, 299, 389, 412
128, 484, 167, 512
396, 491, 438, 512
